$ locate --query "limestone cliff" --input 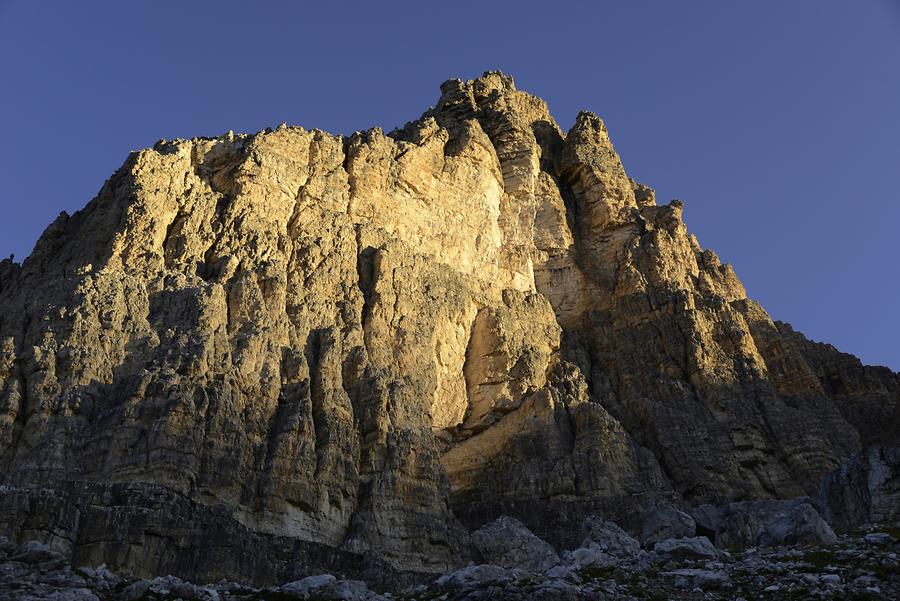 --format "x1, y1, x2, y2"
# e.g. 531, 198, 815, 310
0, 72, 896, 581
